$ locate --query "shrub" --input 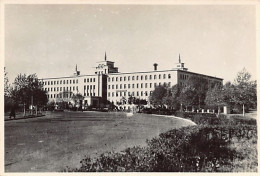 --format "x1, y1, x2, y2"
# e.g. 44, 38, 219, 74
69, 124, 257, 172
